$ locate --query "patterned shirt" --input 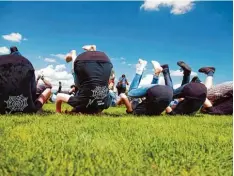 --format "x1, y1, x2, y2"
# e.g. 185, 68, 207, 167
207, 81, 233, 102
